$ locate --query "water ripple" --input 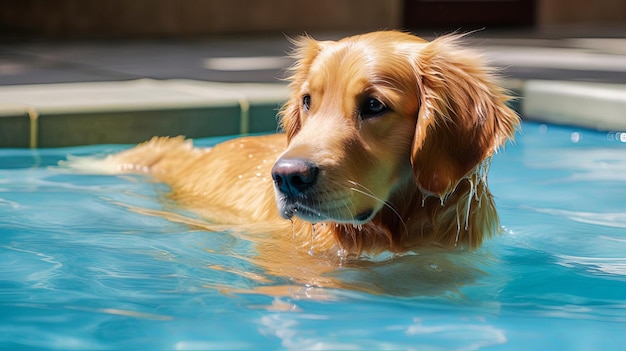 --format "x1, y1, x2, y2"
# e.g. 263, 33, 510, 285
529, 207, 626, 228
556, 254, 626, 276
